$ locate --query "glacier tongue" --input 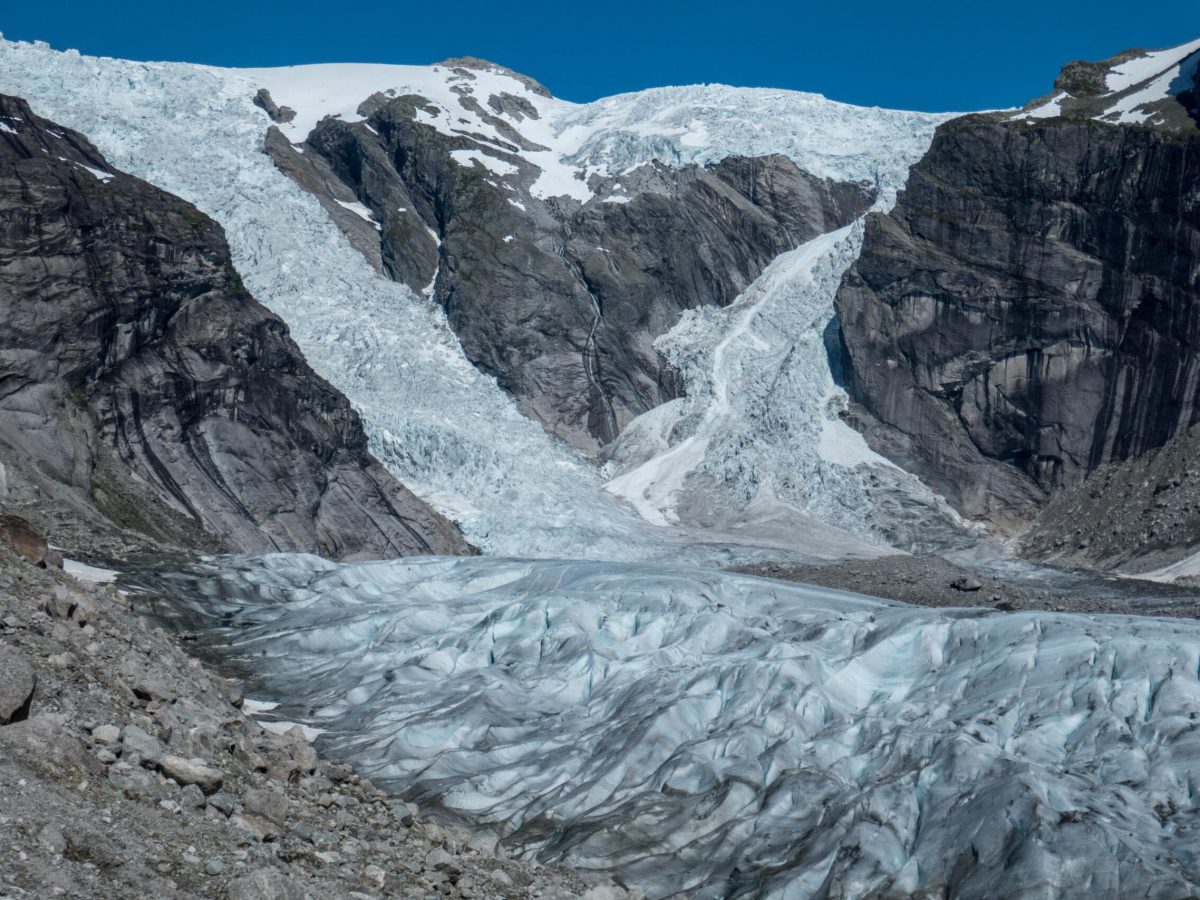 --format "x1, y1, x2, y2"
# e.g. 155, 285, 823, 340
139, 554, 1200, 899
0, 37, 957, 562
604, 225, 972, 552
